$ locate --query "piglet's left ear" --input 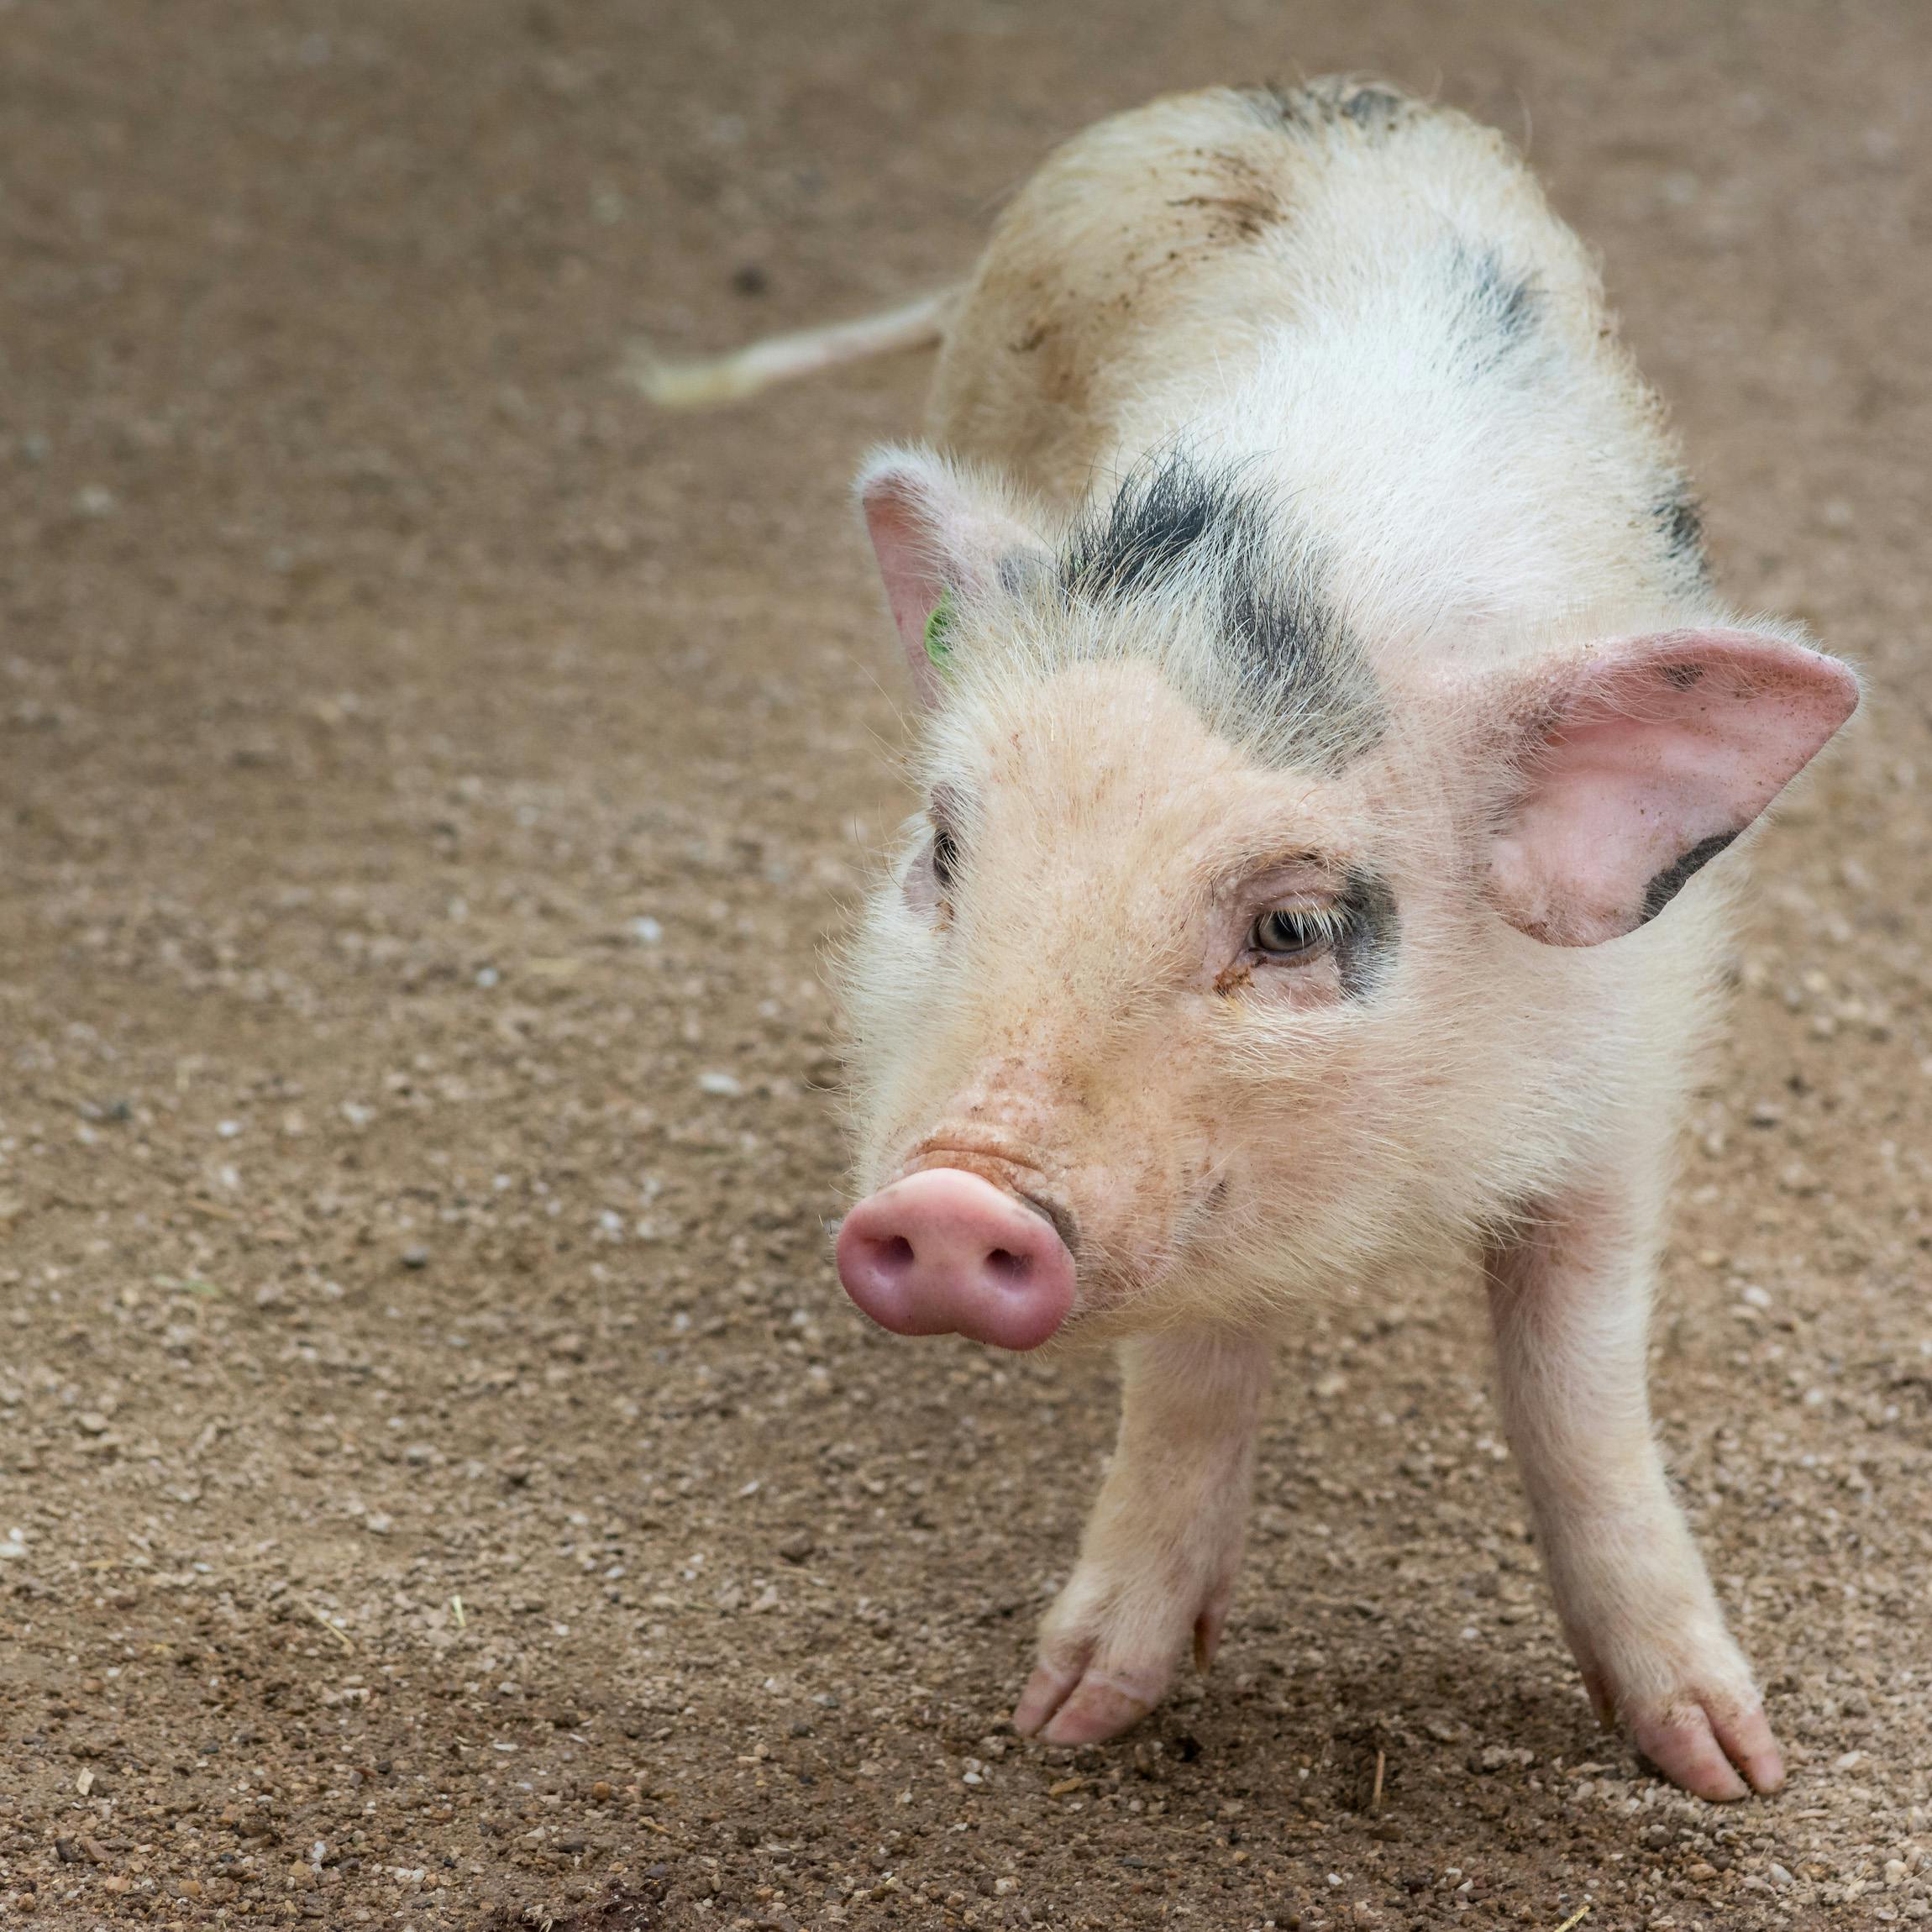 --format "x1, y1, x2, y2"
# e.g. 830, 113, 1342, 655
1485, 628, 1859, 946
